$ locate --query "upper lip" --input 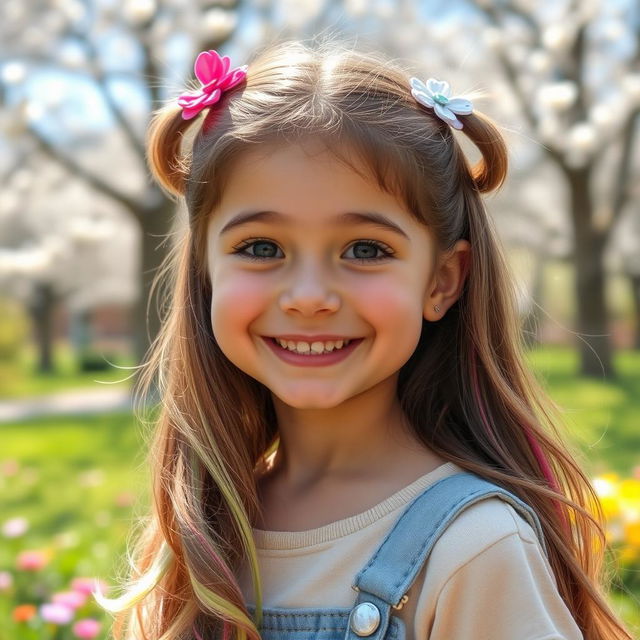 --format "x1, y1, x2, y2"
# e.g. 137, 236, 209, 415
267, 335, 360, 342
